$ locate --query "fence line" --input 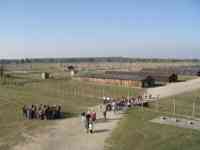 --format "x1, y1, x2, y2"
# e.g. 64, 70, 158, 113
149, 97, 200, 120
